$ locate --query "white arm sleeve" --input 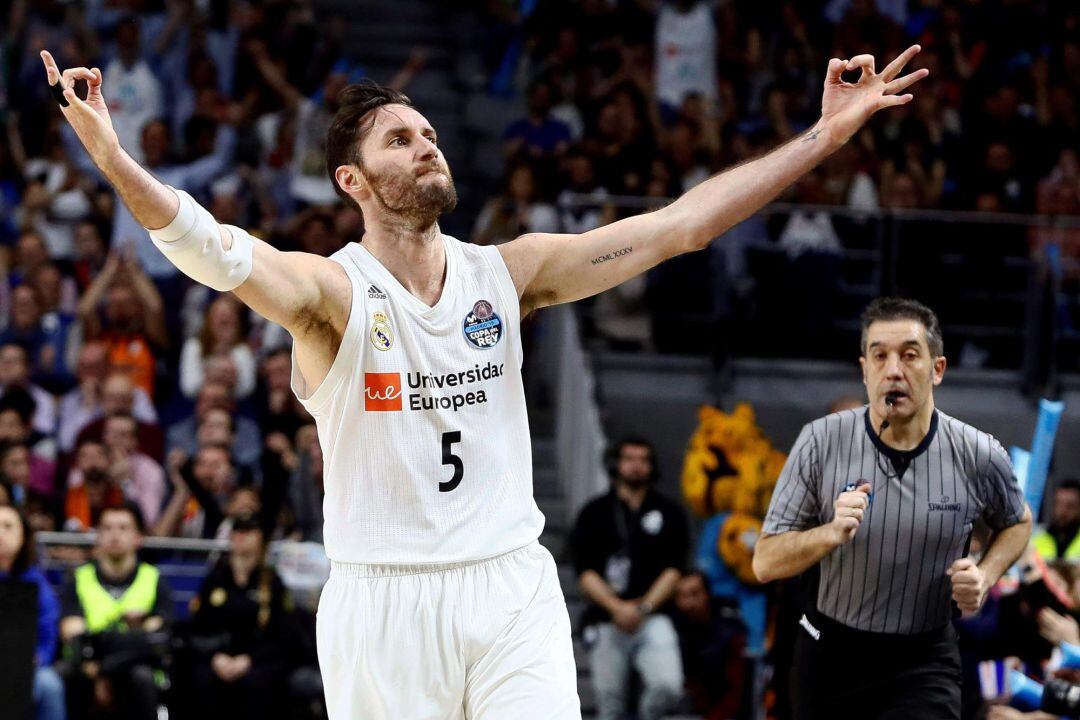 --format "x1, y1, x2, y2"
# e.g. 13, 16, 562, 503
147, 186, 254, 292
